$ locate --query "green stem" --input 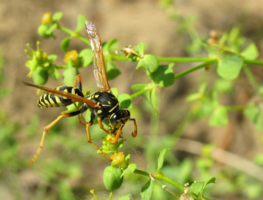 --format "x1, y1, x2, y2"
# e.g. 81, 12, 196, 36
109, 191, 114, 199
134, 169, 150, 177
110, 54, 129, 61
130, 86, 155, 99
57, 25, 90, 45
243, 64, 260, 92
174, 59, 217, 80
226, 106, 246, 111
157, 57, 214, 63
154, 172, 184, 191
154, 173, 198, 199
244, 59, 263, 66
